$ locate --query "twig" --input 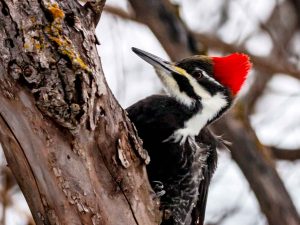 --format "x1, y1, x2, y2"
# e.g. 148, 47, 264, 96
270, 147, 300, 161
193, 33, 300, 80
104, 5, 300, 80
104, 5, 137, 22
